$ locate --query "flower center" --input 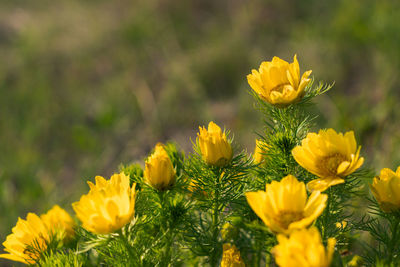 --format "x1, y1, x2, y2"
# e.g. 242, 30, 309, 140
319, 153, 347, 176
270, 83, 290, 94
275, 211, 304, 229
